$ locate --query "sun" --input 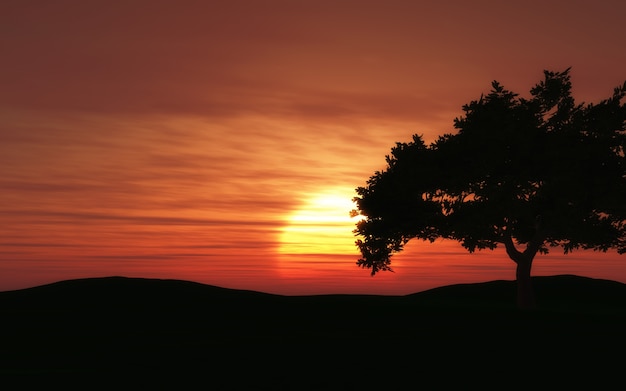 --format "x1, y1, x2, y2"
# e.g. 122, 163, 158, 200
278, 188, 363, 255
